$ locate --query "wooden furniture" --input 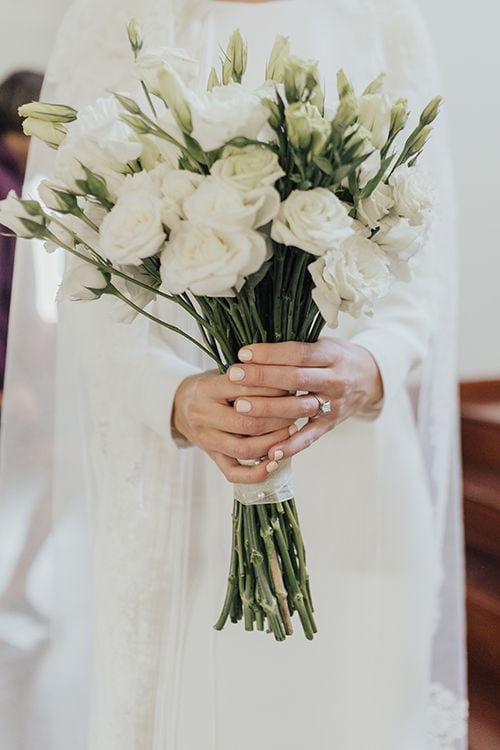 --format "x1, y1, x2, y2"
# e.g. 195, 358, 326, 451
460, 381, 500, 749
